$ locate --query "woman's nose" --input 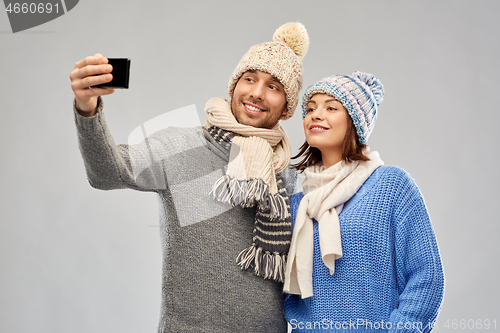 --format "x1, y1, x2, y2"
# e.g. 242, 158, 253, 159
311, 108, 324, 120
